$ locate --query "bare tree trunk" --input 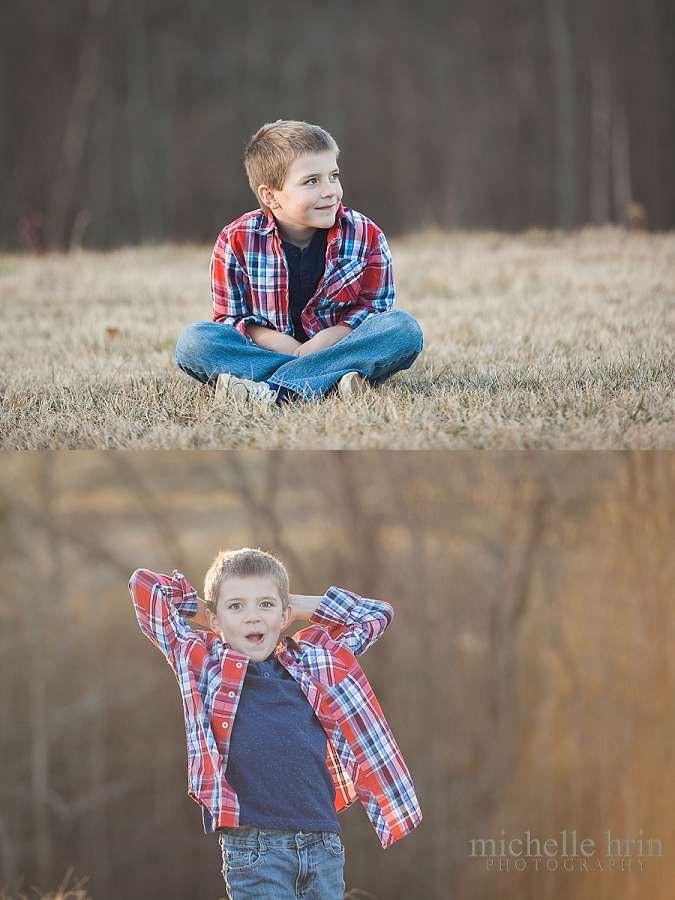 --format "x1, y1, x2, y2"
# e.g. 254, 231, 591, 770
123, 0, 167, 243
590, 58, 611, 224
544, 0, 579, 227
47, 0, 111, 249
225, 453, 309, 586
23, 593, 53, 887
107, 454, 188, 575
86, 598, 109, 885
381, 0, 420, 229
0, 1, 15, 247
611, 88, 632, 226
0, 537, 18, 890
0, 797, 17, 892
22, 456, 63, 888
